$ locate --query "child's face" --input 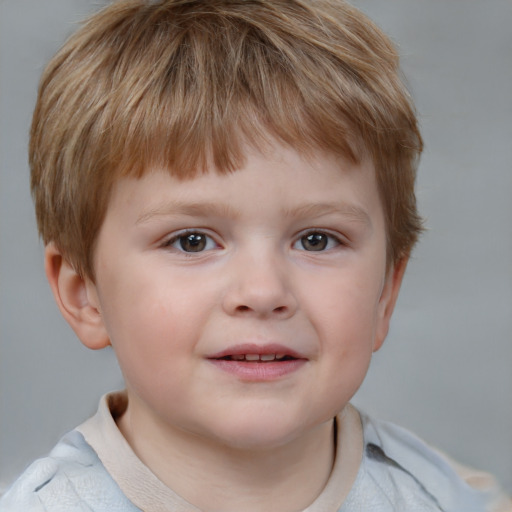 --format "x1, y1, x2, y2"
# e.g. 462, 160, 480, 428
85, 143, 403, 449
